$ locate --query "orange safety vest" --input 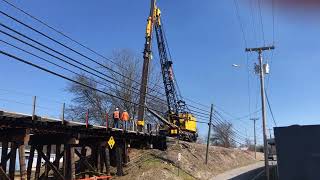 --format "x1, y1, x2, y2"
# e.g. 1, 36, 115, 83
121, 112, 129, 121
113, 111, 120, 119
